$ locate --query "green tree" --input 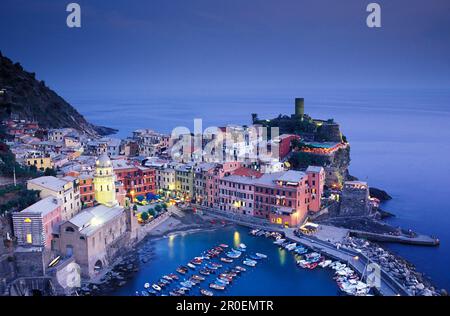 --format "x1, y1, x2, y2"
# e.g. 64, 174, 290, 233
161, 203, 168, 210
140, 211, 149, 222
44, 167, 57, 176
154, 204, 162, 213
148, 208, 156, 217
